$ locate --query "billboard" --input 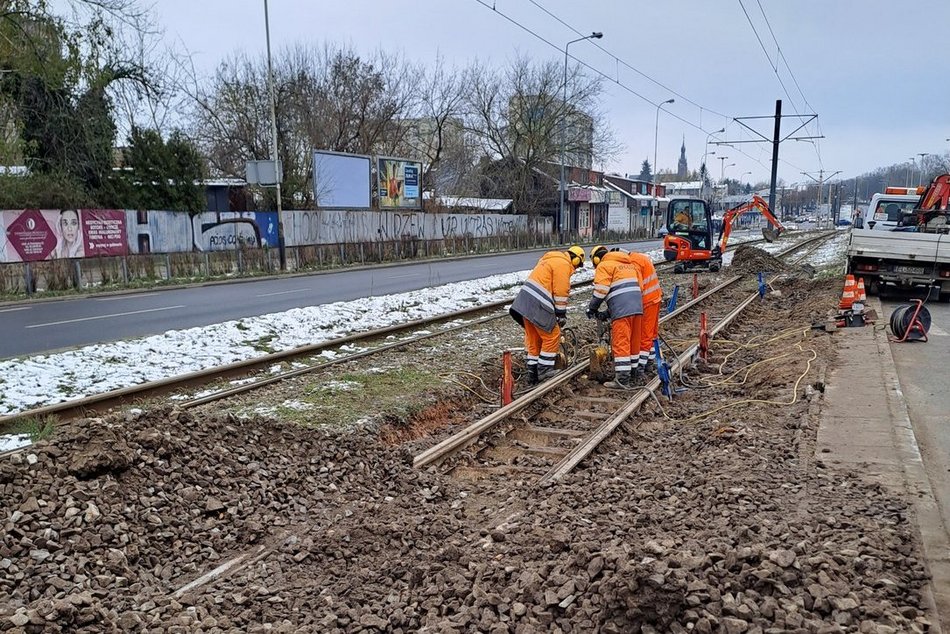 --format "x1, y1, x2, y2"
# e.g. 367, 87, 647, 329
2, 209, 127, 262
312, 150, 372, 209
377, 157, 422, 209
